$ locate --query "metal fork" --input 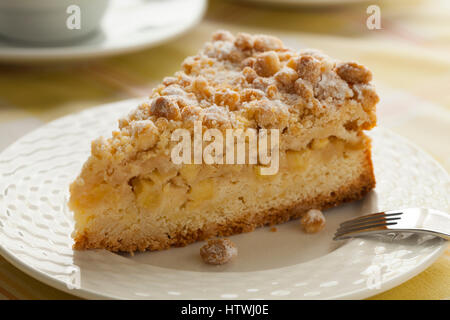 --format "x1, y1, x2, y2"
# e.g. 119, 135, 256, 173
334, 208, 450, 241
